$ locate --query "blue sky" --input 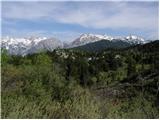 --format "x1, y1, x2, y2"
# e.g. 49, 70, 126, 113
1, 1, 159, 41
